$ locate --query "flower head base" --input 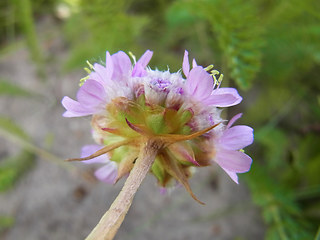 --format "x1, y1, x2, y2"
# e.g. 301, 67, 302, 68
62, 50, 253, 203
